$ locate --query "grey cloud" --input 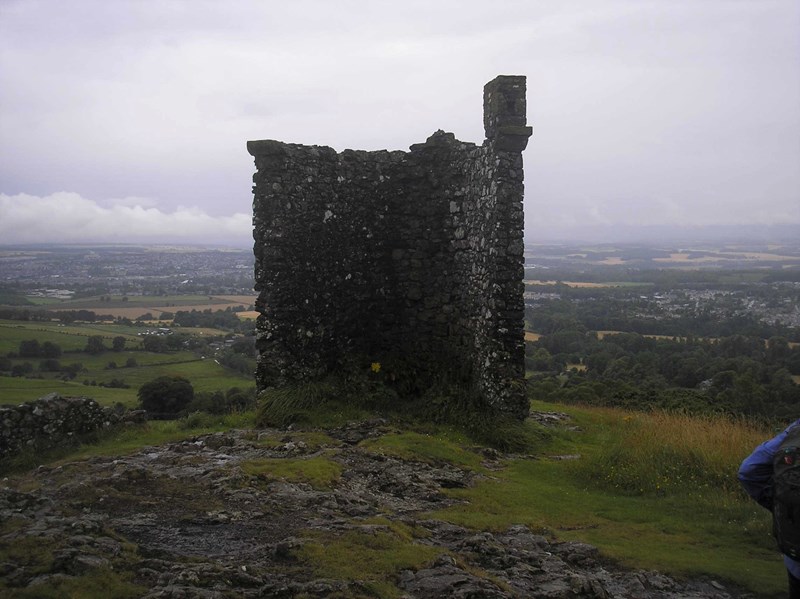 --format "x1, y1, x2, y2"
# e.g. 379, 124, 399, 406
0, 193, 251, 245
0, 0, 797, 242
